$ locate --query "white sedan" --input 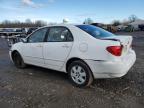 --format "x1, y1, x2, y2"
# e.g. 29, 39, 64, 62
9, 24, 136, 87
